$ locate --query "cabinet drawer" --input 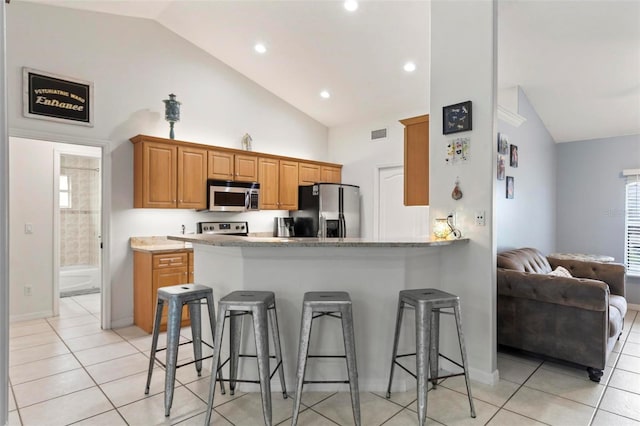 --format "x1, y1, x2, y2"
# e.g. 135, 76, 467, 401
153, 253, 188, 269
